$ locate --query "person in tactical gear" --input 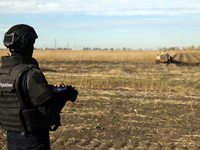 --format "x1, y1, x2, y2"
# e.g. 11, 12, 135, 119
0, 24, 78, 150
